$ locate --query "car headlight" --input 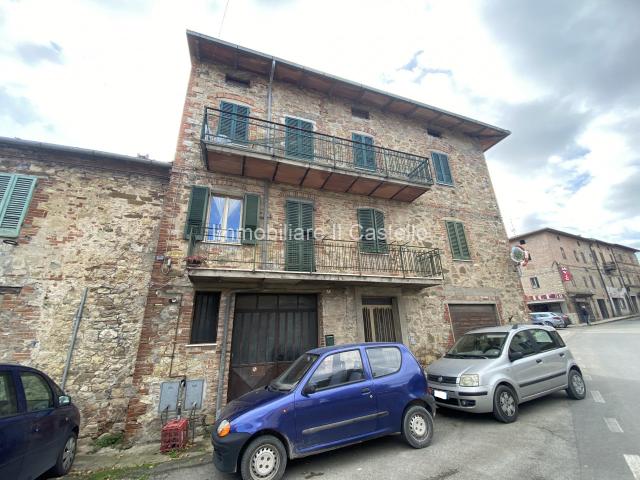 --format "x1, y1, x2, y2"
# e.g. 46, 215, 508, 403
459, 374, 479, 387
217, 419, 231, 437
